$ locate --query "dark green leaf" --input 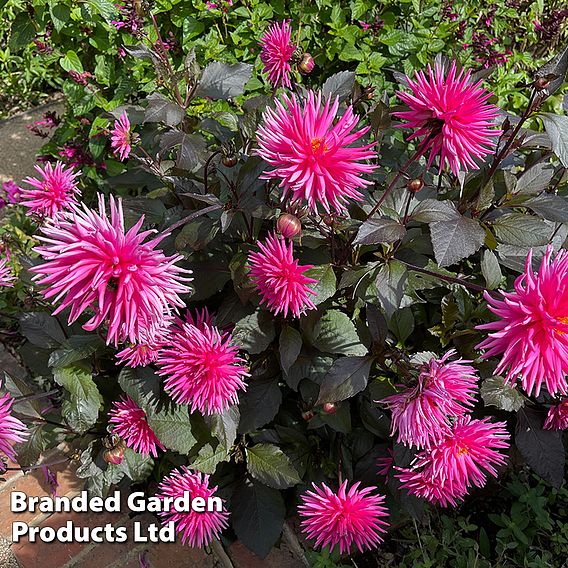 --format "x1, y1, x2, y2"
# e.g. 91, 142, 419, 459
481, 250, 502, 290
525, 194, 568, 223
322, 71, 356, 101
304, 264, 336, 305
196, 62, 252, 99
516, 163, 555, 195
20, 312, 65, 348
317, 356, 374, 405
204, 405, 239, 448
9, 13, 35, 51
231, 479, 285, 559
232, 311, 276, 354
238, 377, 282, 433
144, 93, 185, 126
246, 443, 301, 489
354, 218, 406, 245
541, 113, 568, 168
147, 405, 196, 454
481, 376, 525, 412
118, 367, 161, 412
411, 199, 459, 223
313, 310, 366, 356
279, 326, 302, 374
430, 216, 485, 267
191, 443, 229, 474
374, 260, 408, 318
119, 449, 154, 482
492, 213, 551, 246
